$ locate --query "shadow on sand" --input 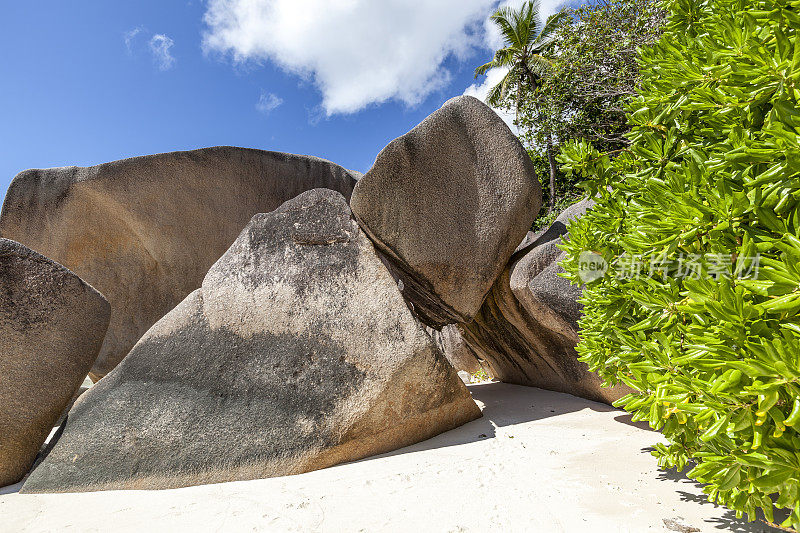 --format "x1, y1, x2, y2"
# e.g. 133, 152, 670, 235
366, 380, 616, 460
367, 381, 792, 533
1, 379, 794, 533
649, 453, 790, 532
0, 480, 23, 496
